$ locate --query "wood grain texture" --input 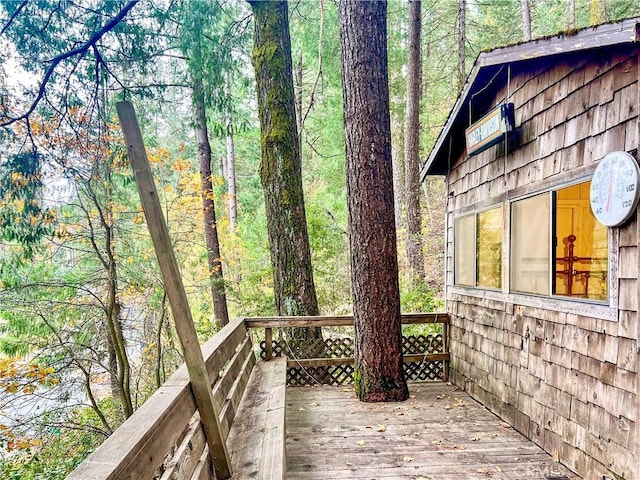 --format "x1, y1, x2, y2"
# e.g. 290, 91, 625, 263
159, 421, 206, 480
212, 335, 254, 415
116, 101, 231, 478
244, 312, 449, 328
286, 383, 580, 479
218, 345, 256, 440
227, 357, 287, 480
67, 318, 250, 479
190, 448, 212, 480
